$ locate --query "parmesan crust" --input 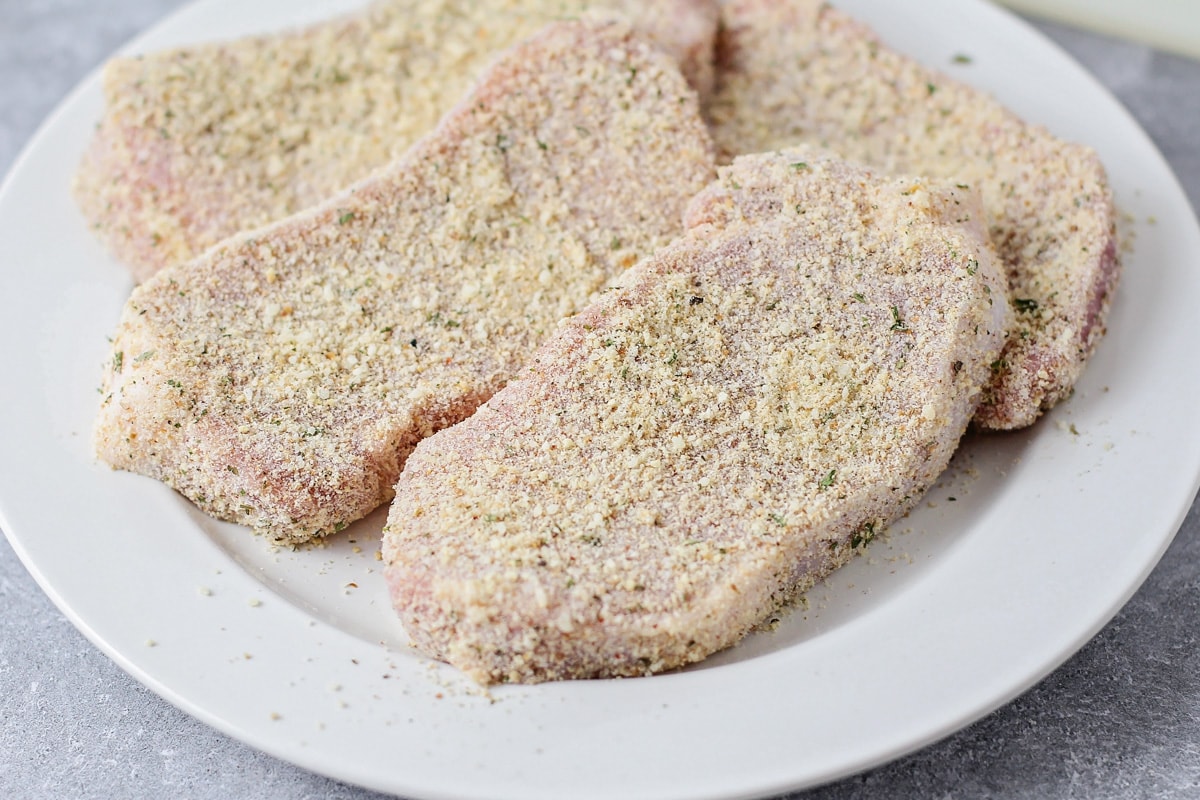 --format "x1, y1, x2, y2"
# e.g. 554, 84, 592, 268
74, 0, 718, 281
705, 0, 1120, 429
93, 20, 716, 544
382, 151, 1009, 684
